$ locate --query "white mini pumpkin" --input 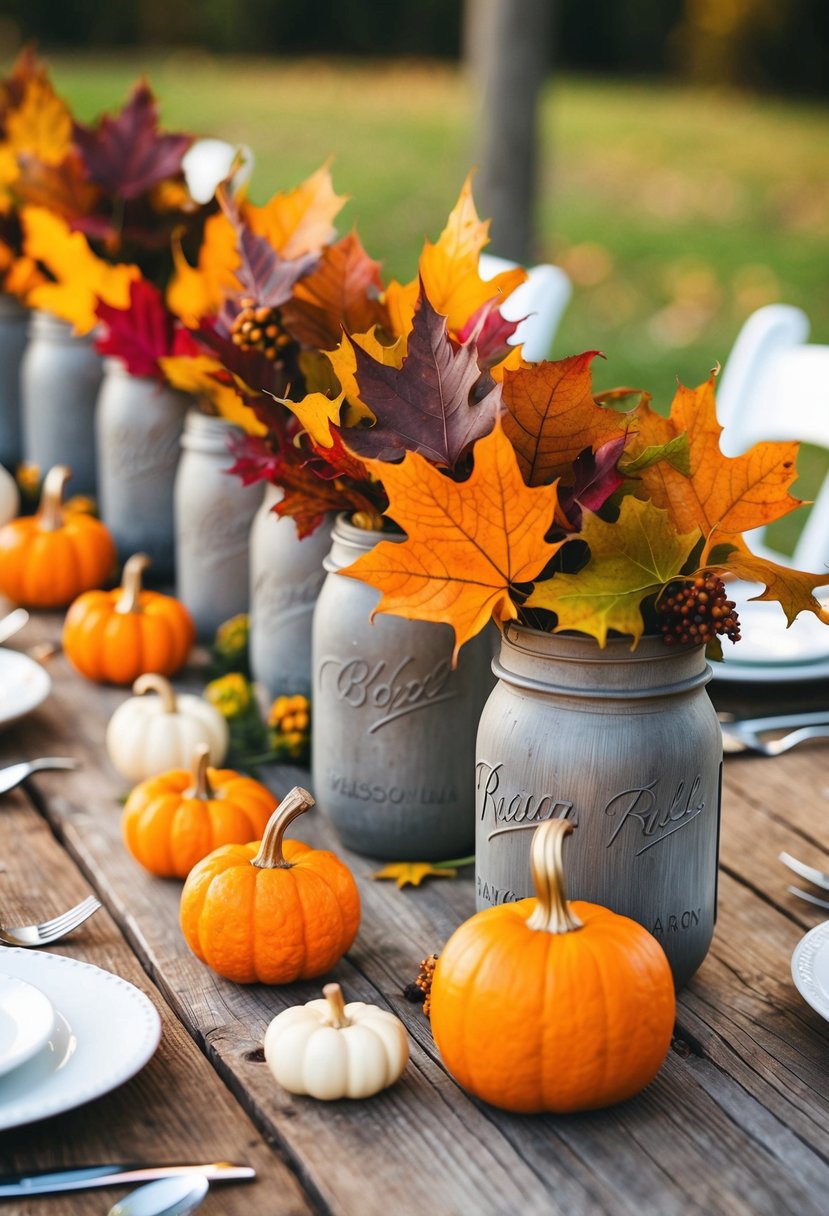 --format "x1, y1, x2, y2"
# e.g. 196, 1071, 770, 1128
0, 464, 19, 526
106, 672, 229, 783
264, 983, 409, 1100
